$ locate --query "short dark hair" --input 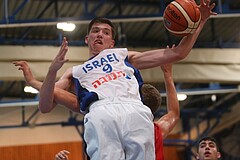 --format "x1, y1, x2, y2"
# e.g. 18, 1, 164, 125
198, 136, 219, 151
87, 17, 116, 39
141, 84, 162, 113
